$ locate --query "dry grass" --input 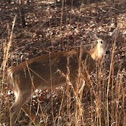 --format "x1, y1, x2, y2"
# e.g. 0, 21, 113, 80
0, 1, 126, 126
1, 37, 125, 126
